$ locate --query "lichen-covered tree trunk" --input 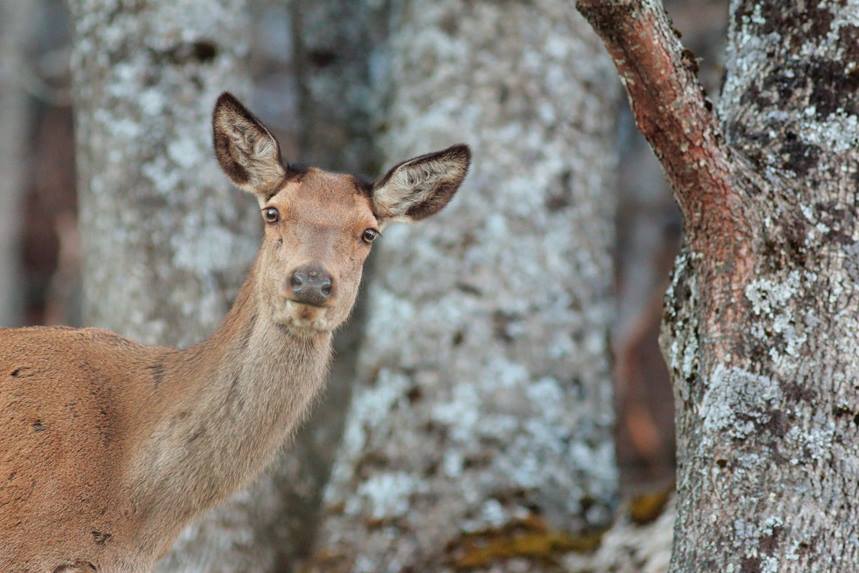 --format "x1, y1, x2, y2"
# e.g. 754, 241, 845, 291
311, 1, 619, 571
68, 1, 279, 570
667, 3, 859, 570
579, 1, 859, 571
0, 0, 35, 327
